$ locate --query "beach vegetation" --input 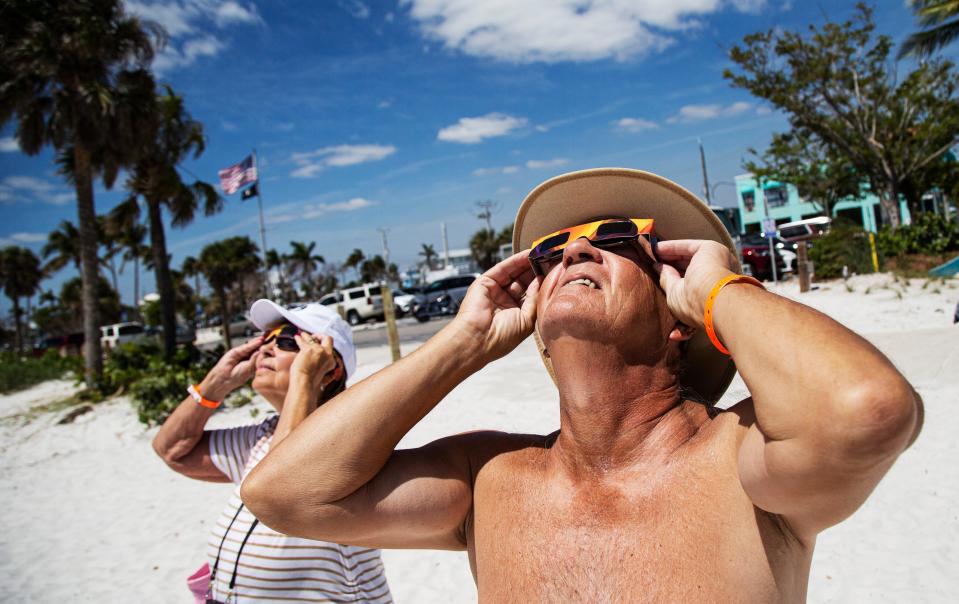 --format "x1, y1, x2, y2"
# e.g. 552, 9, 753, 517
809, 221, 875, 280
108, 87, 221, 361
899, 0, 959, 59
198, 236, 262, 349
0, 246, 44, 353
726, 3, 959, 229
0, 350, 82, 394
0, 0, 163, 388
